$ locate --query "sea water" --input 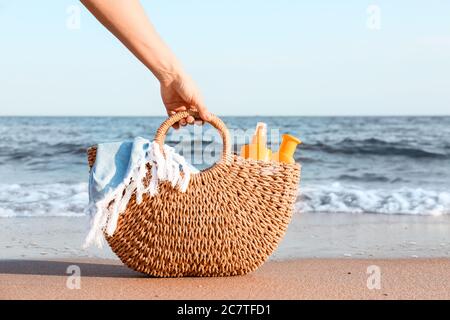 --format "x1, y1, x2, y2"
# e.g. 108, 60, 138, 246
1, 116, 449, 218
